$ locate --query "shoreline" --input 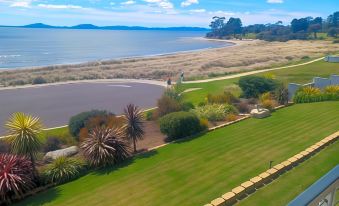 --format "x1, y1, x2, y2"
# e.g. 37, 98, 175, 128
0, 39, 338, 87
0, 37, 235, 72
